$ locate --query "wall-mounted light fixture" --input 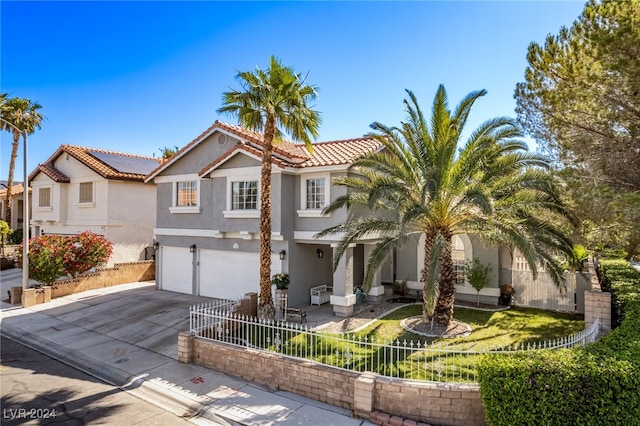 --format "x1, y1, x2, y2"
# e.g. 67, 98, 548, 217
279, 249, 286, 260
317, 248, 324, 259
153, 240, 159, 251
190, 244, 196, 253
